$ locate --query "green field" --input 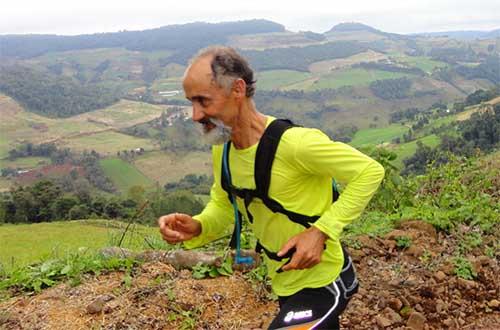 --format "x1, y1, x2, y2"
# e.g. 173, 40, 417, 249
284, 68, 414, 91
390, 54, 448, 74
256, 70, 312, 90
133, 150, 212, 185
64, 131, 154, 155
100, 158, 154, 192
0, 136, 9, 159
350, 124, 410, 147
74, 100, 167, 129
0, 220, 161, 270
393, 134, 441, 168
0, 157, 49, 170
